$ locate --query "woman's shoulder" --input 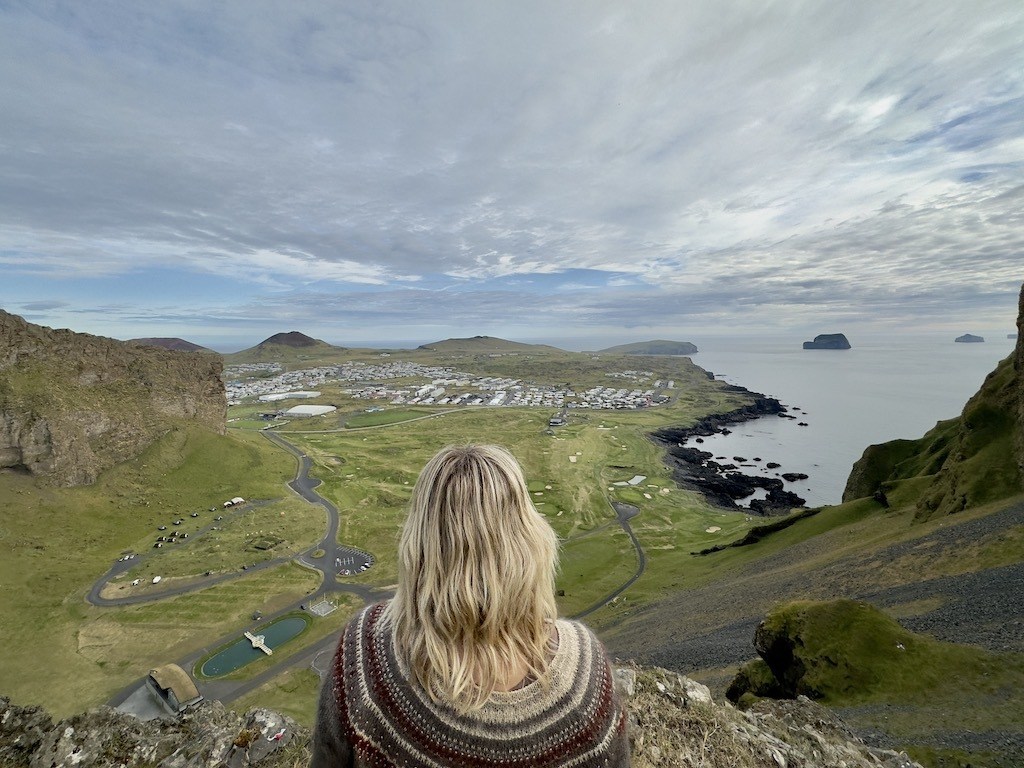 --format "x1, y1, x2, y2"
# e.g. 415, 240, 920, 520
554, 618, 613, 659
